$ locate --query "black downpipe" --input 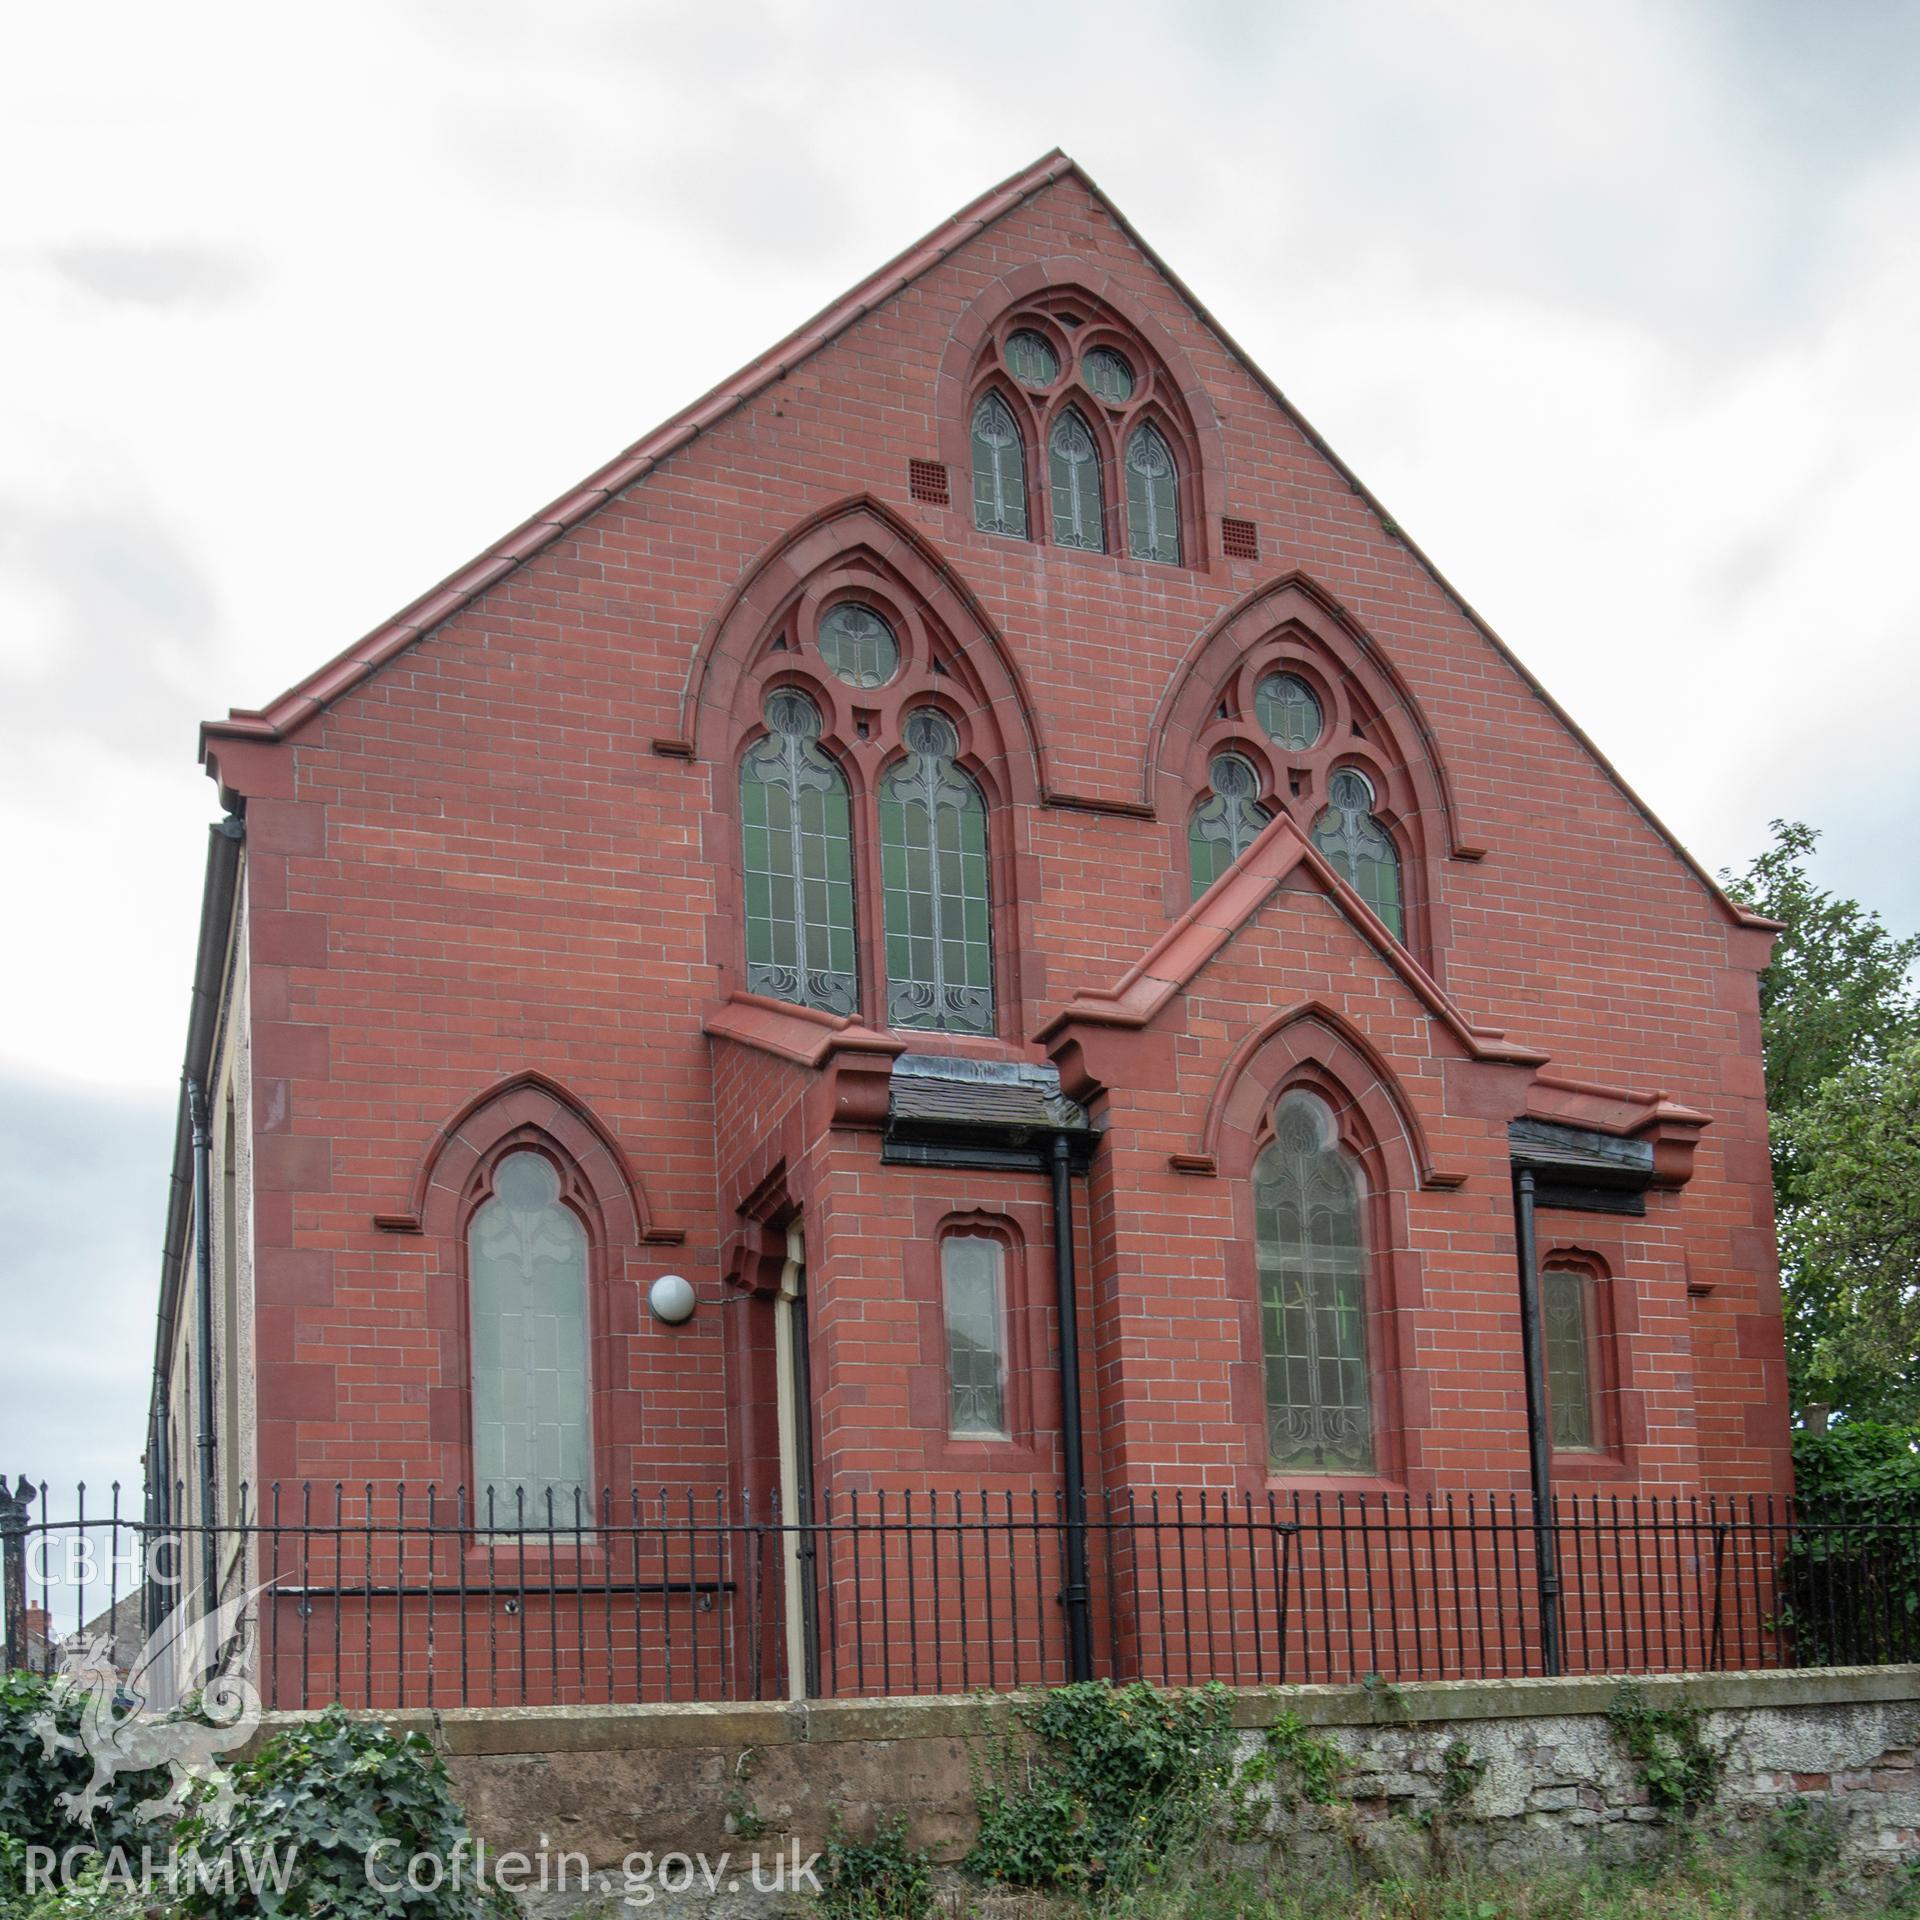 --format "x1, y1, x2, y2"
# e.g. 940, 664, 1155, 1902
1512, 1168, 1562, 1676
1050, 1132, 1093, 1683
188, 1077, 220, 1620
